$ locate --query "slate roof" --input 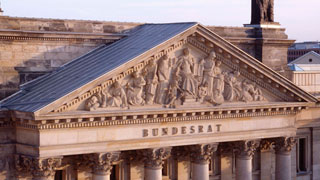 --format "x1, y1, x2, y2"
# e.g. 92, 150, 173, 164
288, 51, 320, 65
0, 22, 197, 112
